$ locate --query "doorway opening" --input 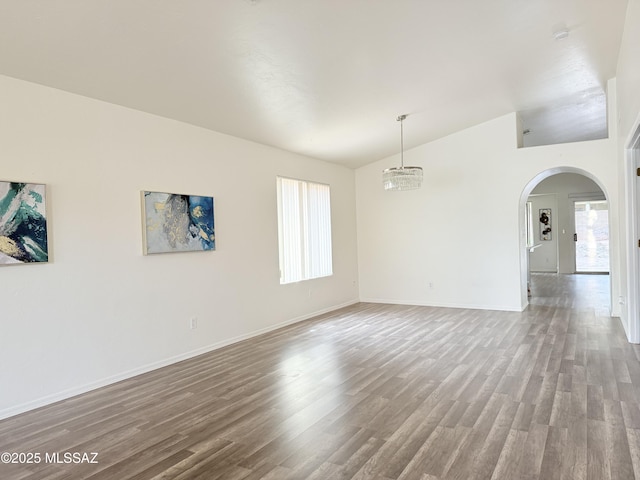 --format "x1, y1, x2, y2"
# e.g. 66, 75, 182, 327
518, 167, 612, 314
574, 200, 610, 273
